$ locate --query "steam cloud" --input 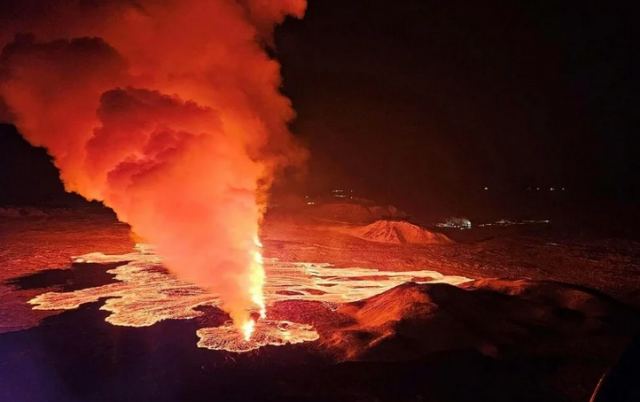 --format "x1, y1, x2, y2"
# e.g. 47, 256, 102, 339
0, 0, 306, 329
